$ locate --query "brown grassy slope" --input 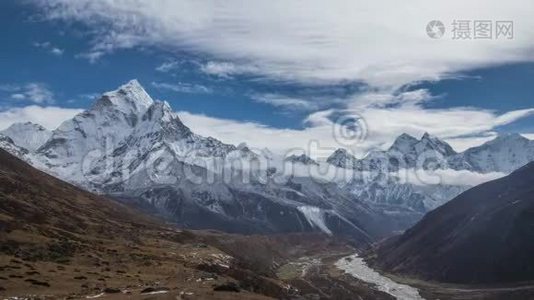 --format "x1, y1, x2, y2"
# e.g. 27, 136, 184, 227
0, 149, 278, 298
0, 149, 393, 299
